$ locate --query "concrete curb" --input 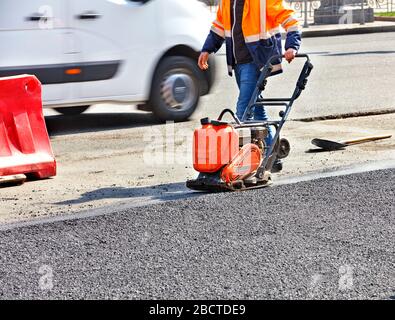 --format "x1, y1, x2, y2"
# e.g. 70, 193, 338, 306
375, 16, 395, 22
302, 24, 395, 38
293, 109, 395, 122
